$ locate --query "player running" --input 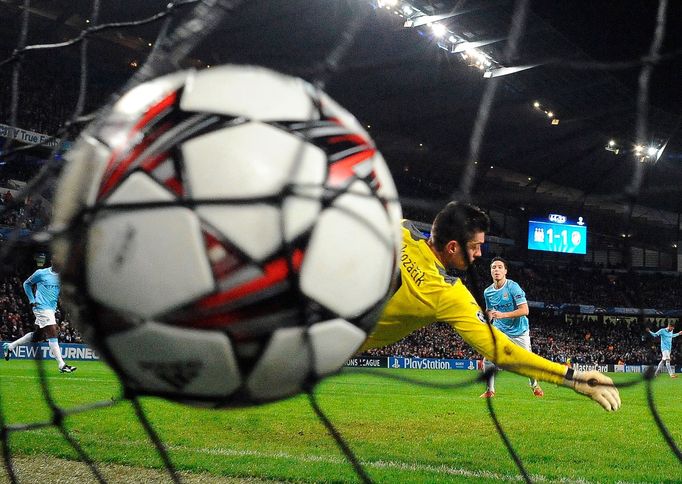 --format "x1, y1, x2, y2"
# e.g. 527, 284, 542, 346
646, 323, 681, 378
3, 261, 77, 373
359, 201, 620, 411
480, 257, 543, 398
